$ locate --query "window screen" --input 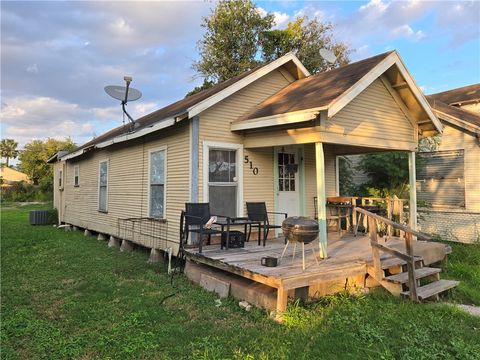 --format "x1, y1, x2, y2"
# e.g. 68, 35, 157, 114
99, 161, 108, 211
208, 149, 237, 217
74, 165, 79, 186
150, 150, 165, 218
